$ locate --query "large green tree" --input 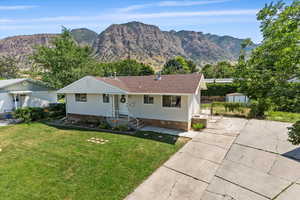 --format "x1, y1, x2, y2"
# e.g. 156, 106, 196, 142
235, 0, 300, 117
102, 59, 154, 76
201, 61, 235, 78
32, 28, 101, 89
162, 56, 198, 74
0, 56, 19, 79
